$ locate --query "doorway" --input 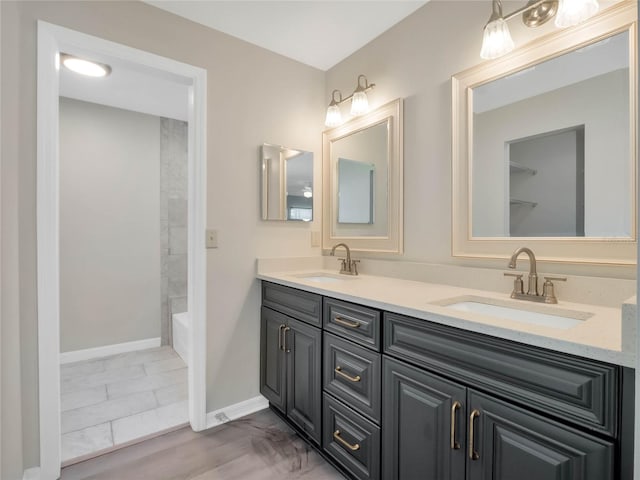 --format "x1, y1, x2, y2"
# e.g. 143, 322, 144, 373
37, 22, 207, 480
